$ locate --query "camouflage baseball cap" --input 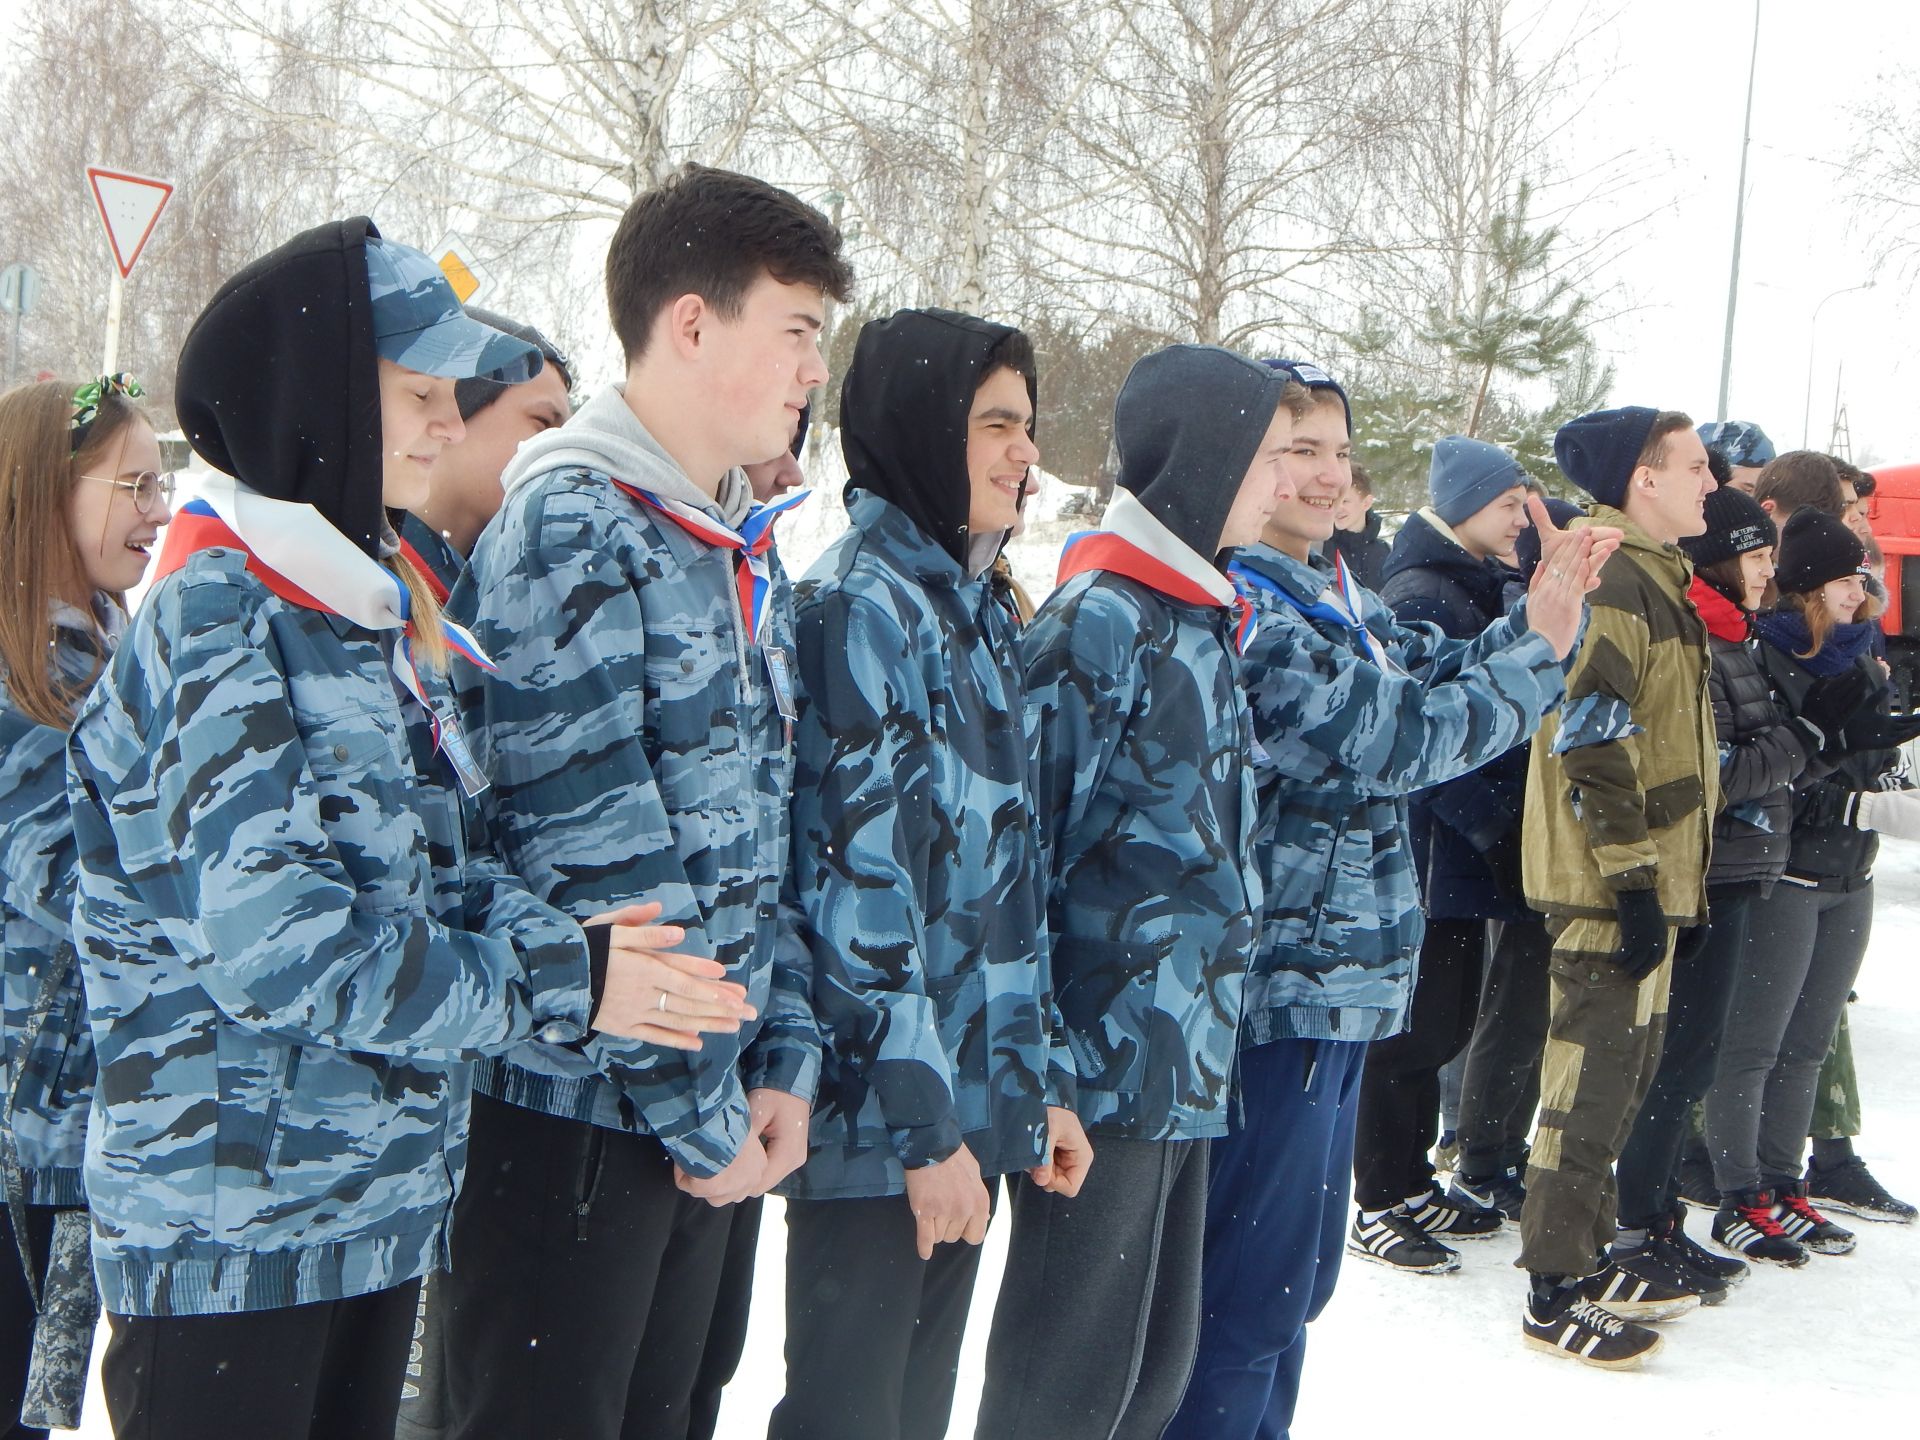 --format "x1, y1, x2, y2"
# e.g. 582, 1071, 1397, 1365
1697, 419, 1775, 468
364, 238, 543, 384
